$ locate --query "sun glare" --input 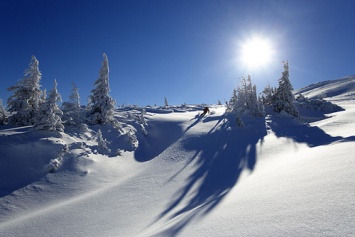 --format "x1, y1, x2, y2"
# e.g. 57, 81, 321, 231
240, 37, 273, 69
